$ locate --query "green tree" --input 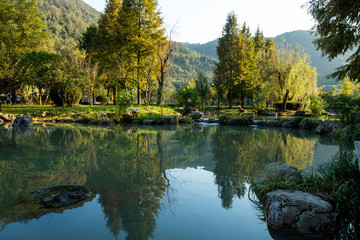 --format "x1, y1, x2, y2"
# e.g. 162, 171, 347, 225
120, 0, 166, 105
306, 0, 360, 80
236, 23, 259, 108
17, 51, 59, 105
48, 52, 86, 107
214, 12, 240, 109
0, 0, 48, 95
337, 76, 357, 96
269, 45, 317, 110
195, 72, 210, 110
